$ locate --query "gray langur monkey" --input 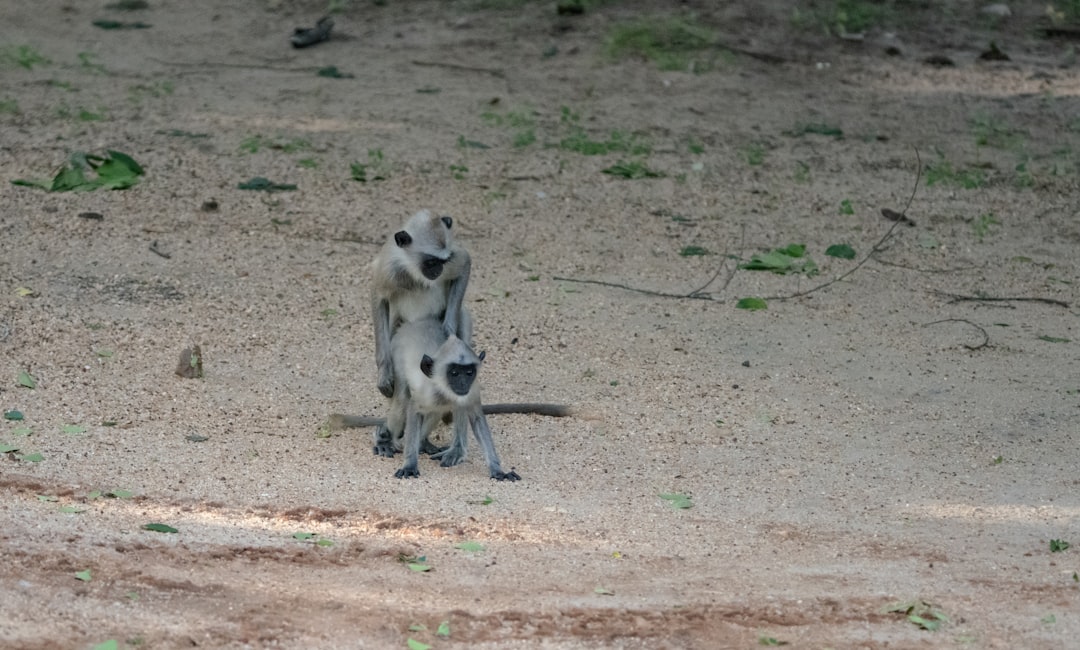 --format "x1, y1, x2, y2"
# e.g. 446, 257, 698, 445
370, 209, 472, 457
384, 317, 519, 481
